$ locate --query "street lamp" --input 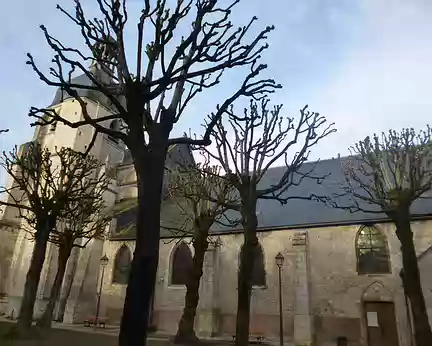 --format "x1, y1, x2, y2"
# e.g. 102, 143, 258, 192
95, 254, 109, 329
275, 252, 284, 346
